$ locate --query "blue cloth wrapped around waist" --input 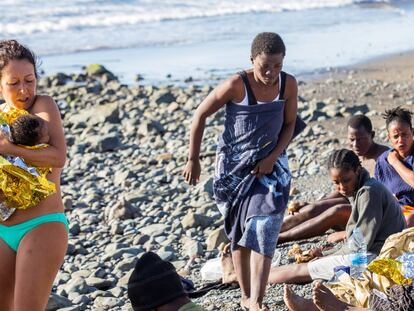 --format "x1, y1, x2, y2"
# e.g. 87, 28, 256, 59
213, 100, 291, 251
